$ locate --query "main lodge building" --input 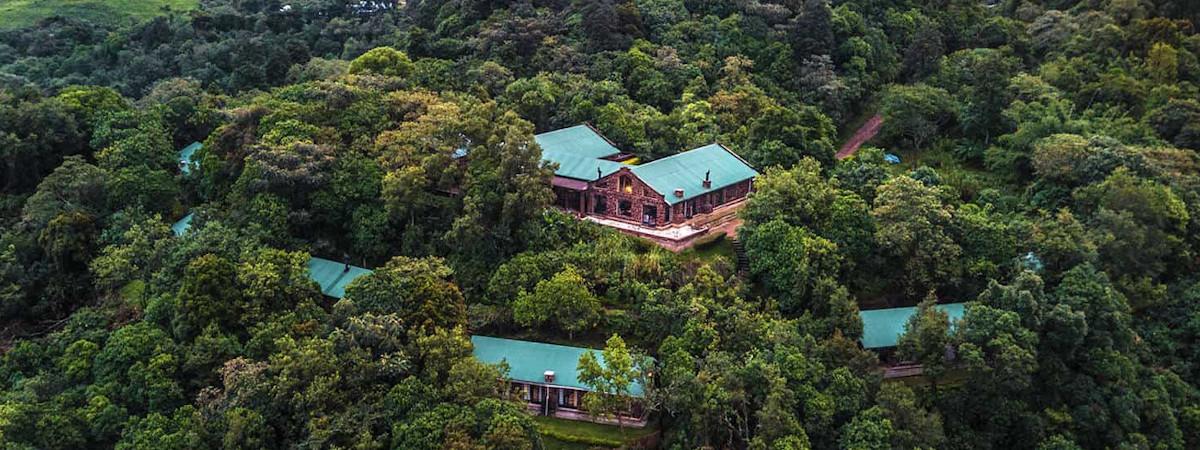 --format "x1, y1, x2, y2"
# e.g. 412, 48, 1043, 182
536, 125, 759, 250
